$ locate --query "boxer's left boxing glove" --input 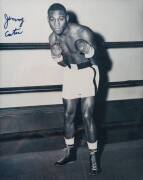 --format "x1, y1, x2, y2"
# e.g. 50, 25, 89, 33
75, 39, 95, 58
